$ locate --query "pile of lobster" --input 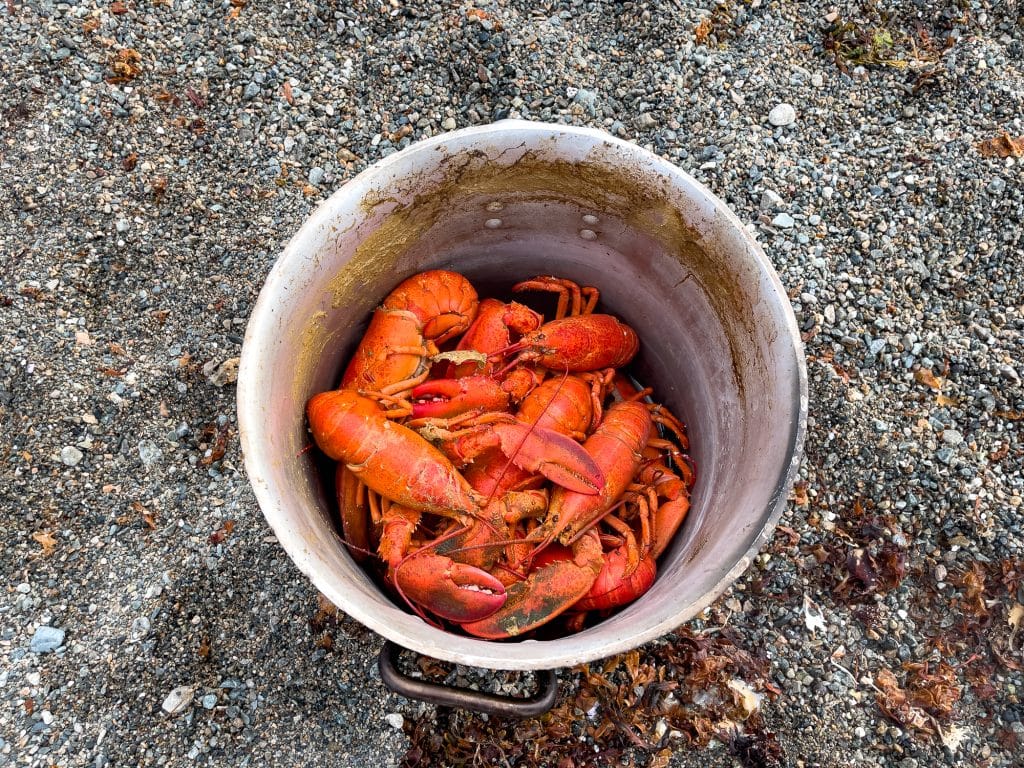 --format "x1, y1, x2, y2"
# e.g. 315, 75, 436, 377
306, 270, 694, 639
